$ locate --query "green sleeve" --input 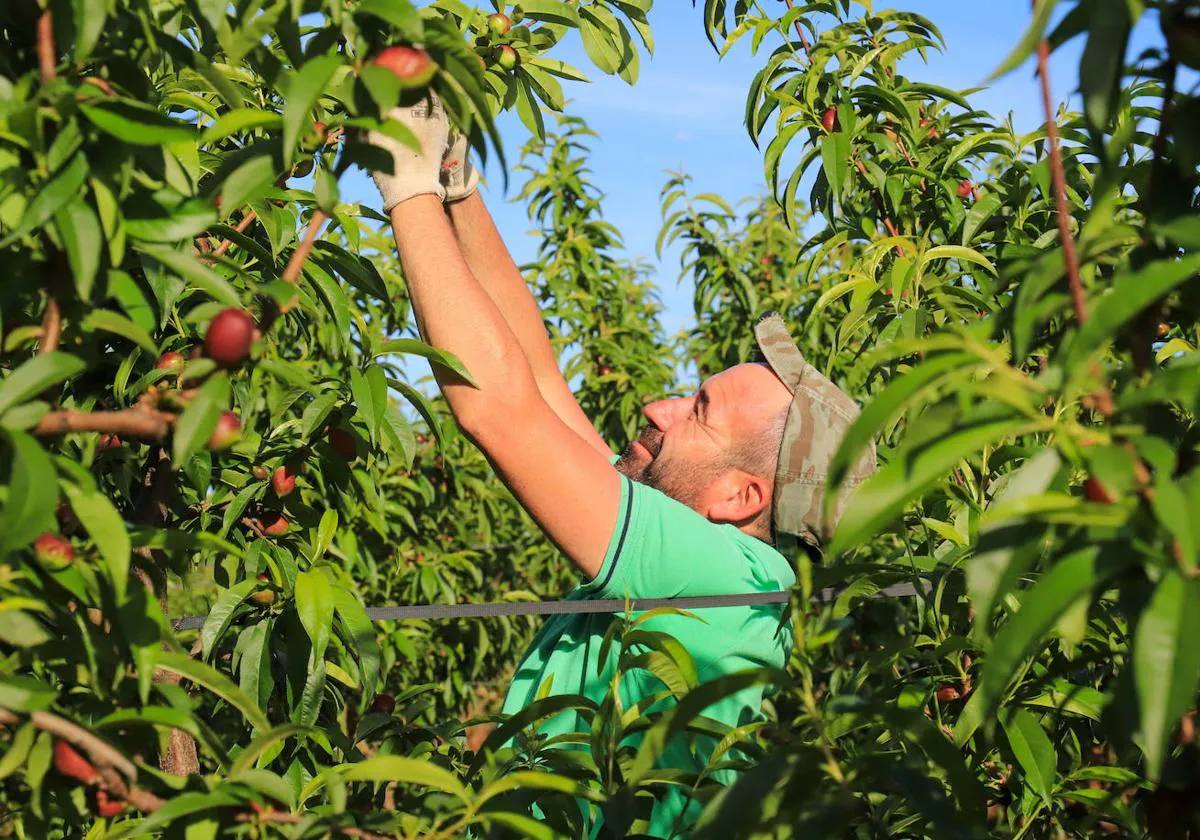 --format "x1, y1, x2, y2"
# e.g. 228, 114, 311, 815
582, 474, 776, 600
